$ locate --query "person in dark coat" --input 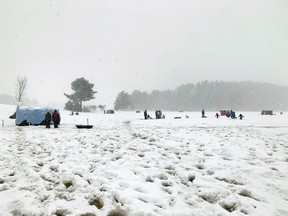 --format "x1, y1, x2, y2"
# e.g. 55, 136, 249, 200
230, 110, 237, 119
144, 110, 148, 119
45, 112, 51, 128
238, 113, 244, 120
155, 110, 162, 119
52, 110, 60, 128
215, 113, 220, 118
201, 109, 206, 118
